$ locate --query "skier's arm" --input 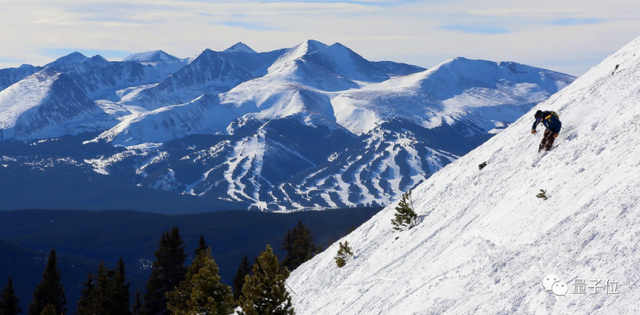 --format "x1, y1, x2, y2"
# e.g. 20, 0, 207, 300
531, 120, 539, 132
